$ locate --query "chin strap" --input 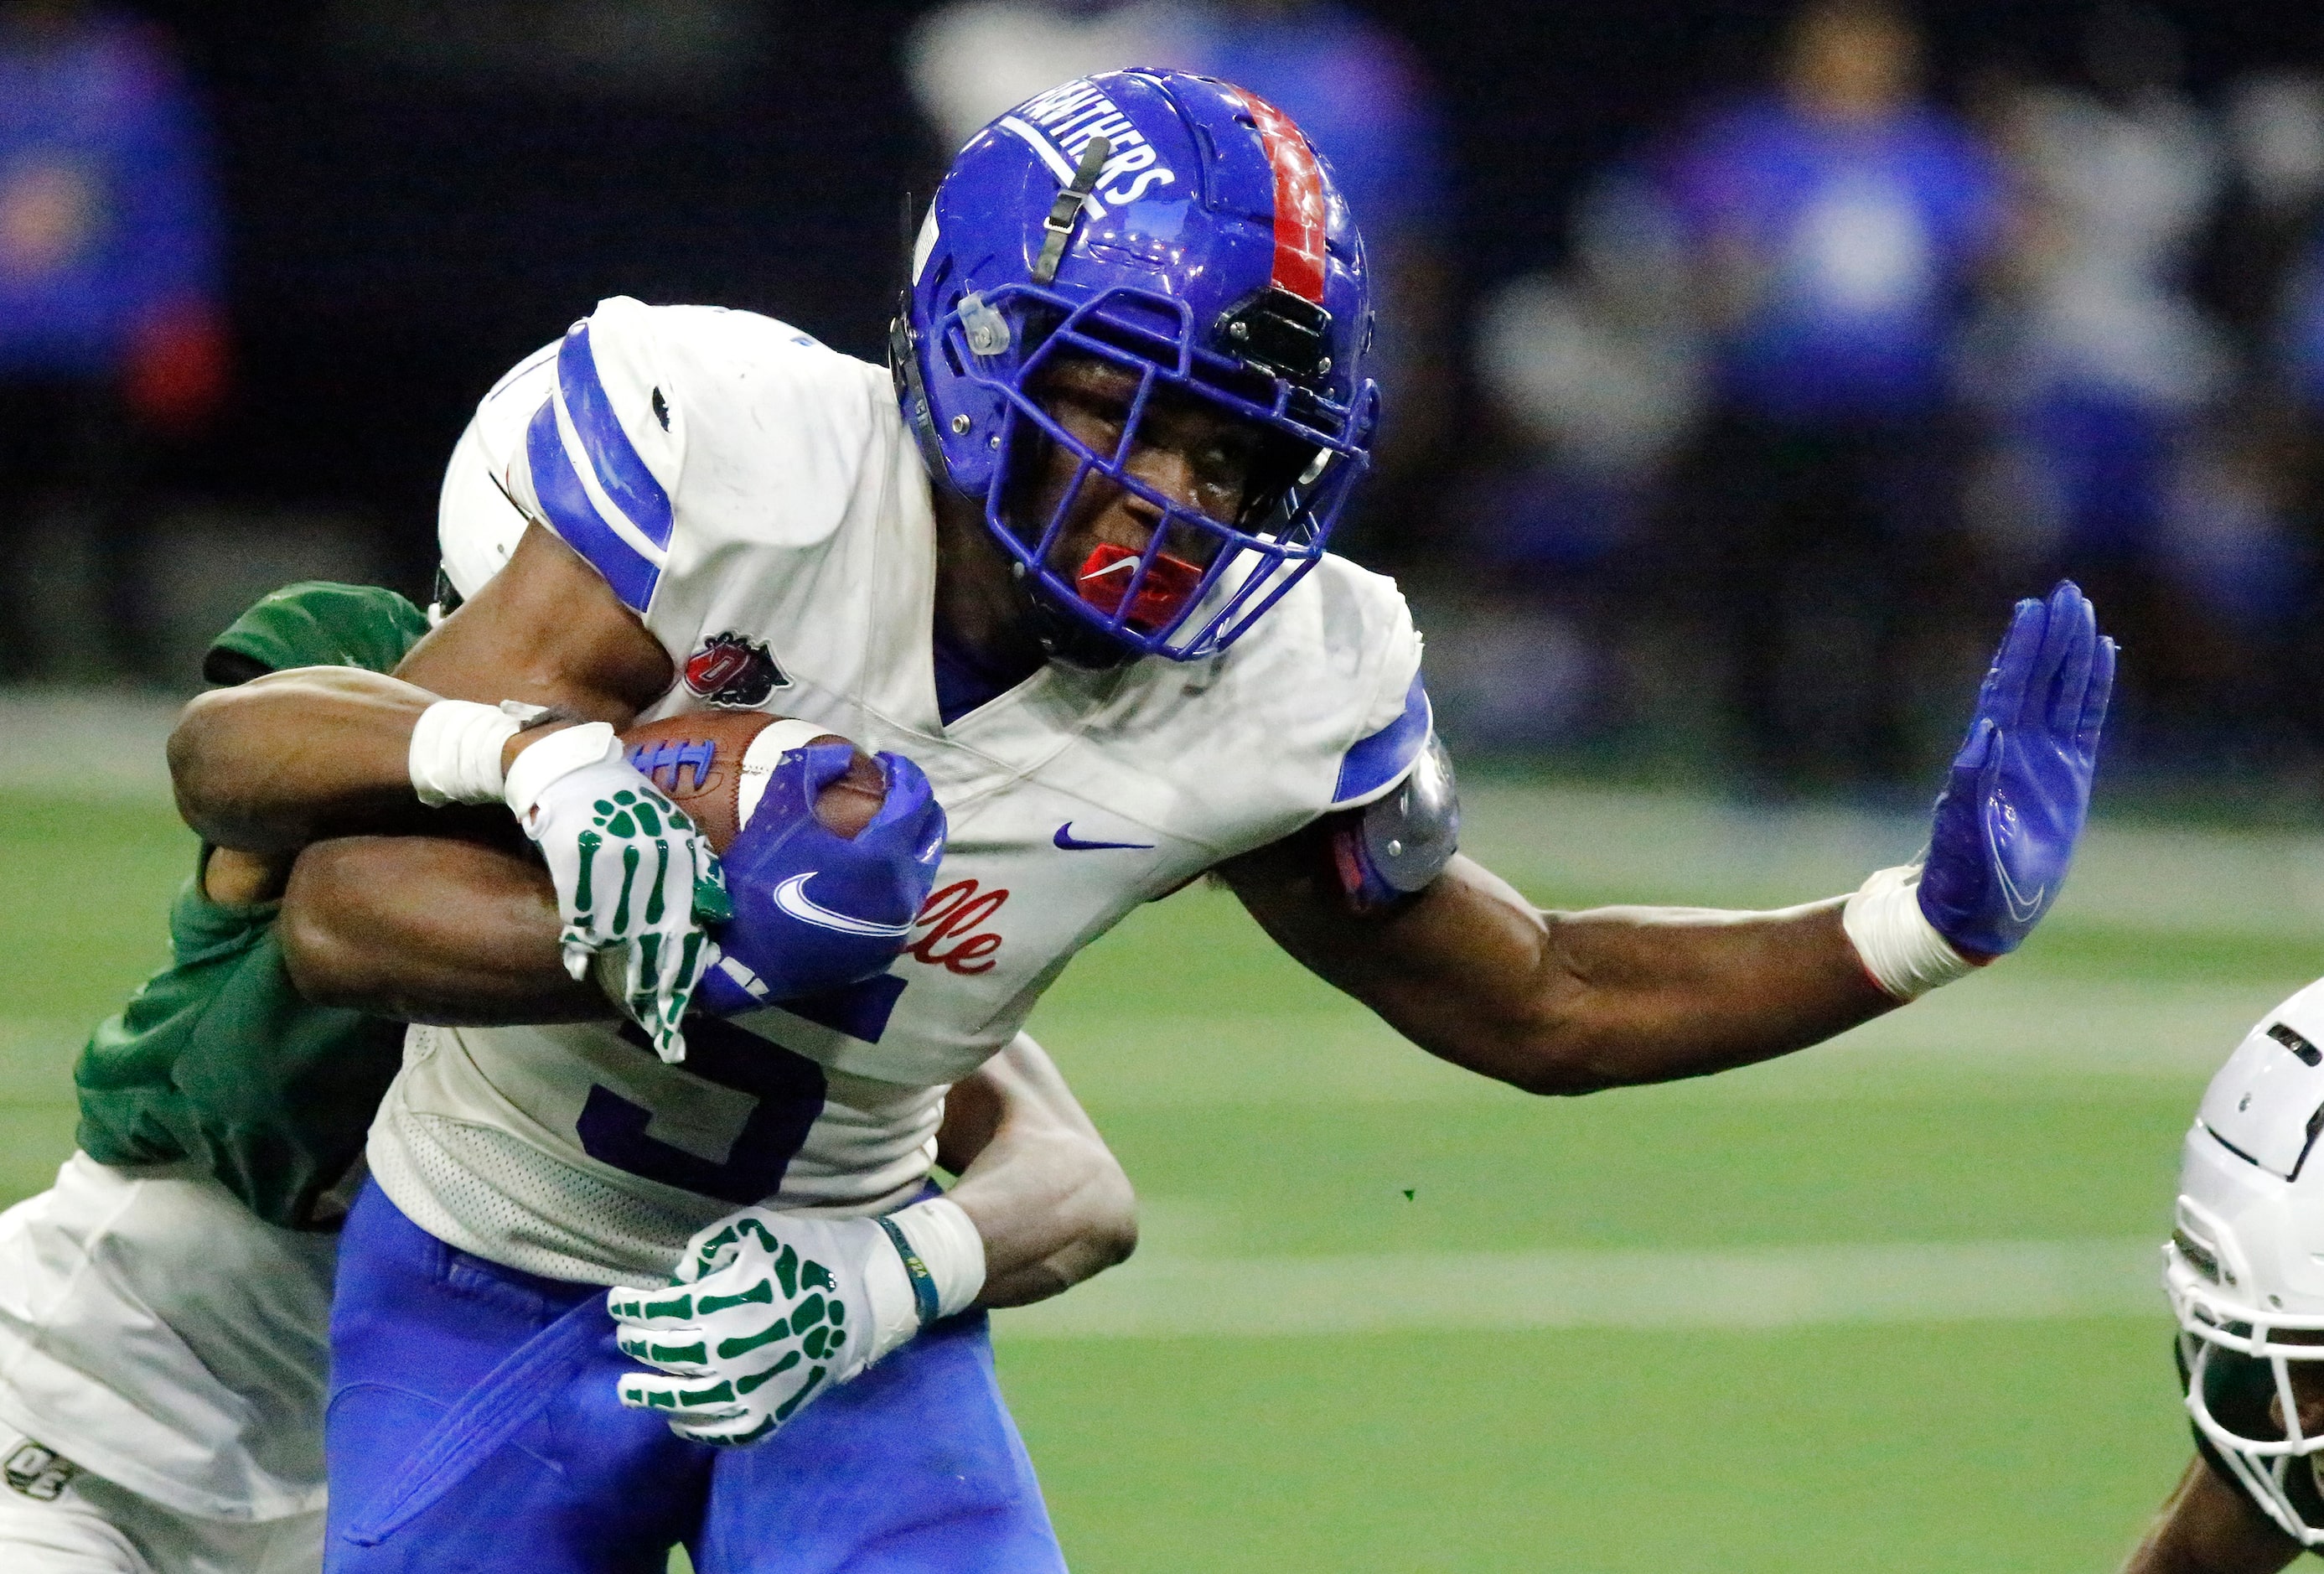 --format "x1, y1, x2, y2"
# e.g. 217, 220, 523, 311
888, 300, 950, 489
1032, 136, 1112, 286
